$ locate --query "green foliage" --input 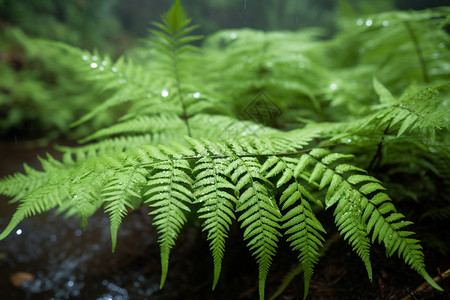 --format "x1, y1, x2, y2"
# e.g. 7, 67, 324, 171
0, 0, 124, 55
0, 27, 115, 139
1, 1, 449, 299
